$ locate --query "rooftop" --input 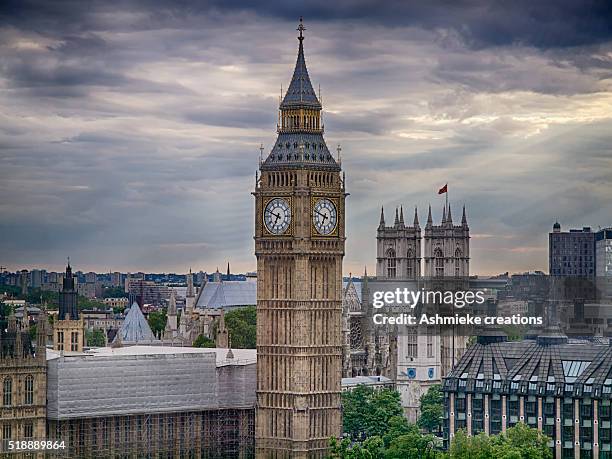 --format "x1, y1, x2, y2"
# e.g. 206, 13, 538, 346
113, 302, 158, 344
47, 345, 256, 367
195, 280, 256, 310
445, 338, 612, 398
